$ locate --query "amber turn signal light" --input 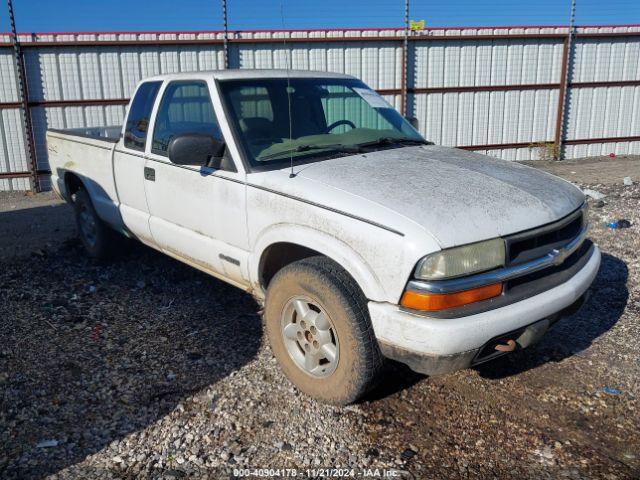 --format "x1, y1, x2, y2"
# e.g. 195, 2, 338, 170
400, 283, 503, 312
